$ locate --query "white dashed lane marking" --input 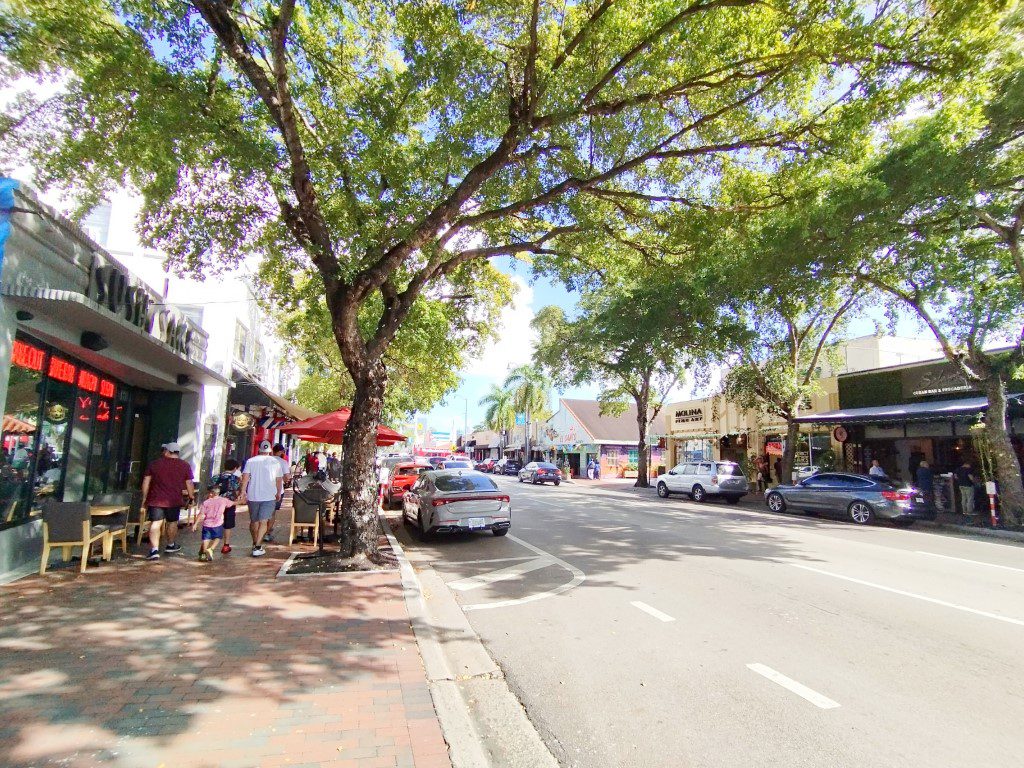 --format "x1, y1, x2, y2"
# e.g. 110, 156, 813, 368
630, 601, 676, 622
747, 663, 840, 709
